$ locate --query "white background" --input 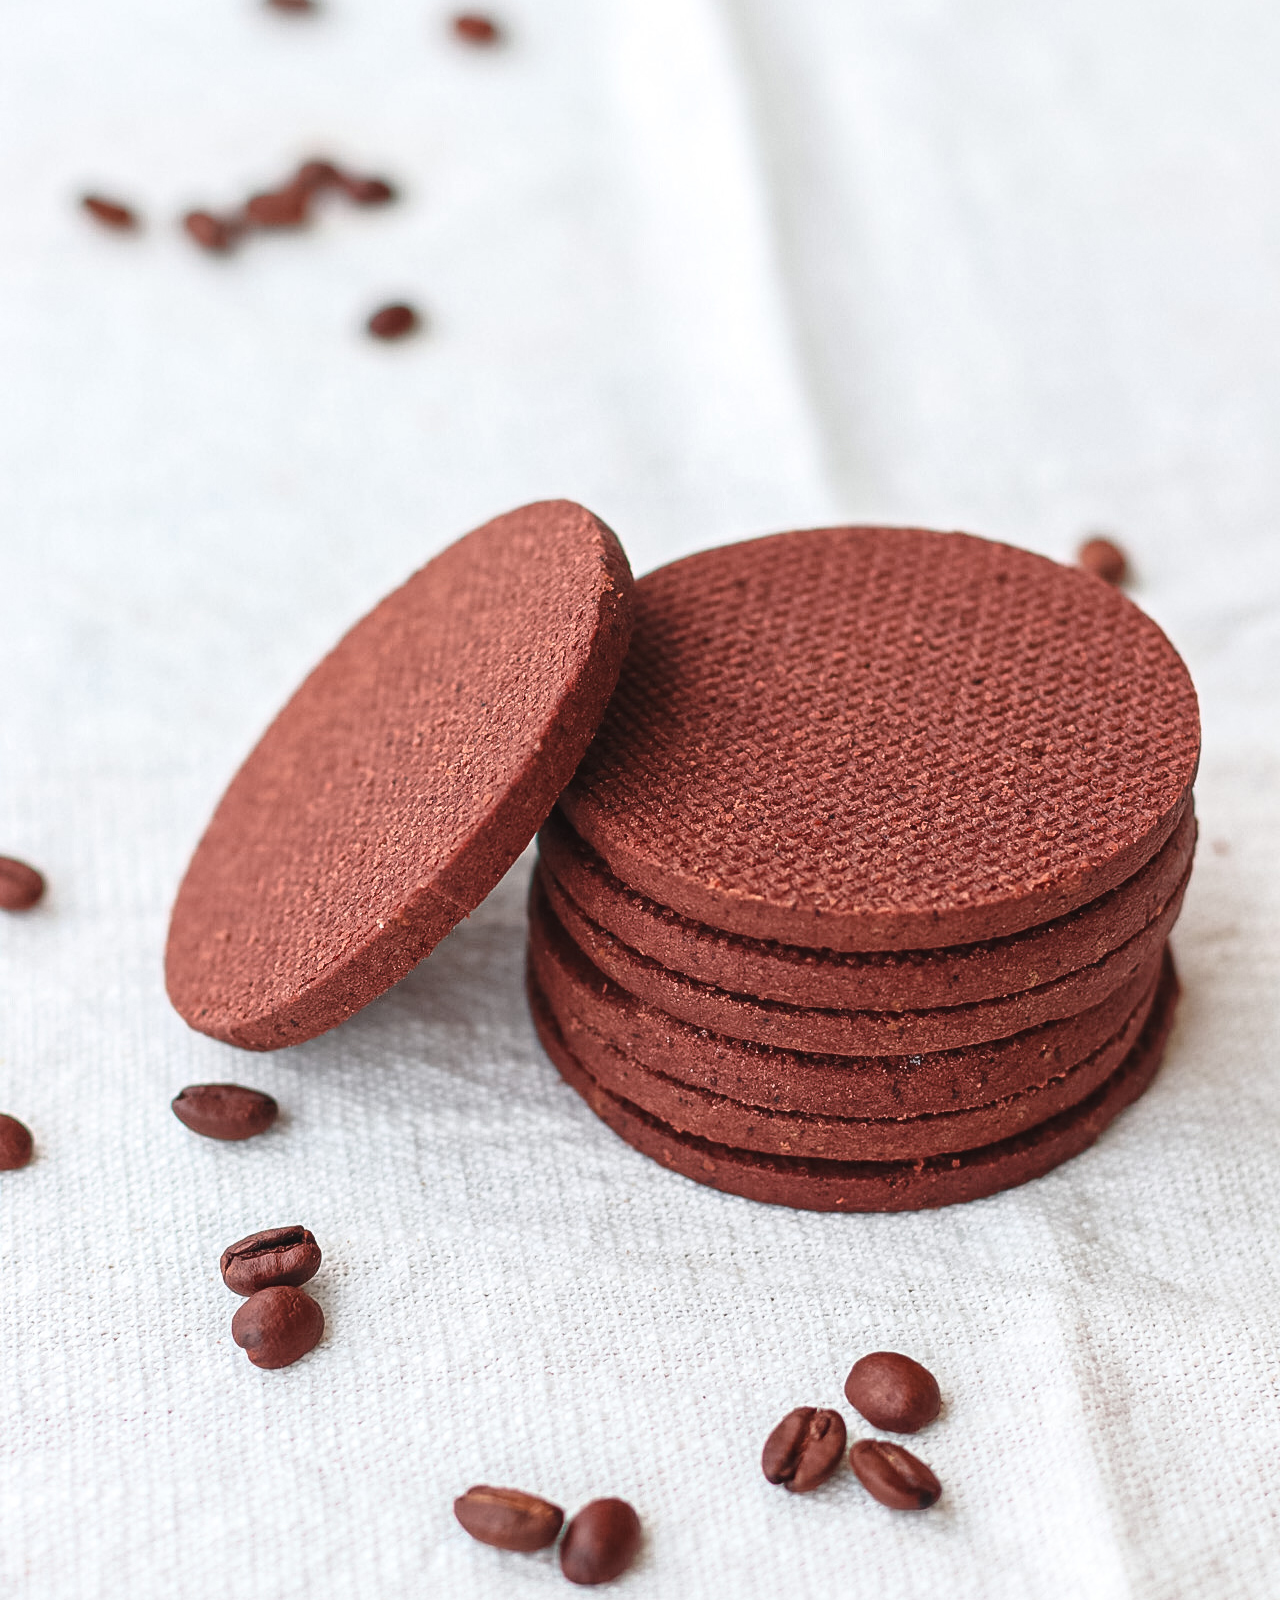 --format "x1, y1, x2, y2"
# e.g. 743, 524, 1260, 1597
1, 2, 1278, 1596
